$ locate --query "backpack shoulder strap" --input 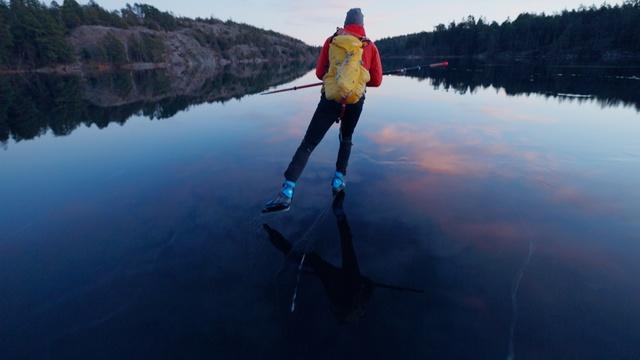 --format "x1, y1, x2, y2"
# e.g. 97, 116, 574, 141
334, 27, 370, 47
329, 27, 343, 43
